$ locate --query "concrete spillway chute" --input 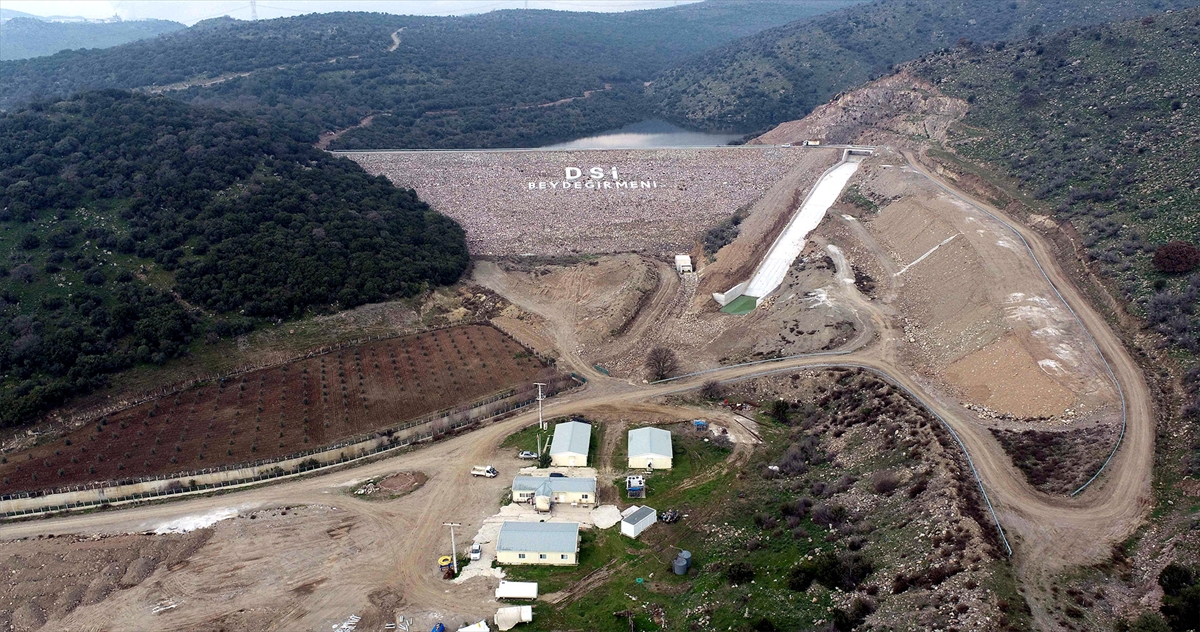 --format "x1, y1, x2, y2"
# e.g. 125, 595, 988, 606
713, 148, 872, 312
